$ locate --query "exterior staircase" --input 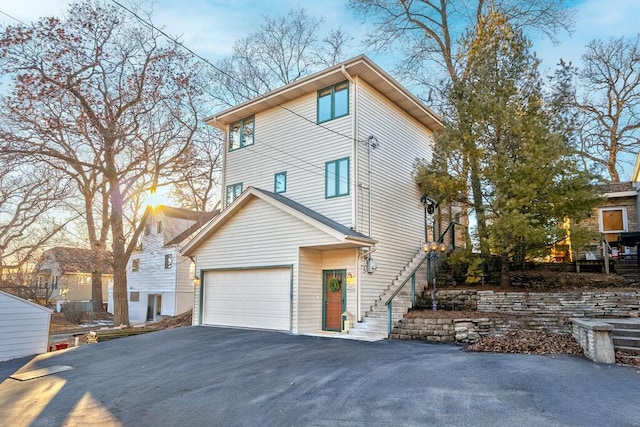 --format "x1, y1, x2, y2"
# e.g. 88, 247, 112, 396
610, 319, 640, 360
346, 249, 428, 341
614, 257, 640, 286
